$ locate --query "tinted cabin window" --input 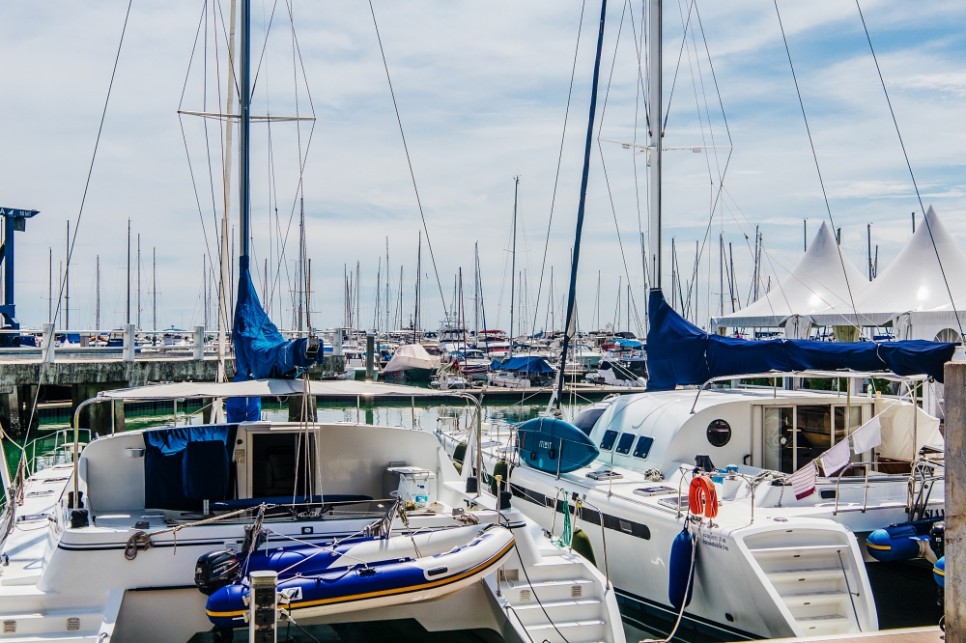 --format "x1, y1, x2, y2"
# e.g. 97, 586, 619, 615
251, 433, 315, 498
616, 433, 636, 455
573, 406, 607, 435
707, 419, 732, 447
633, 436, 654, 459
600, 430, 618, 451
